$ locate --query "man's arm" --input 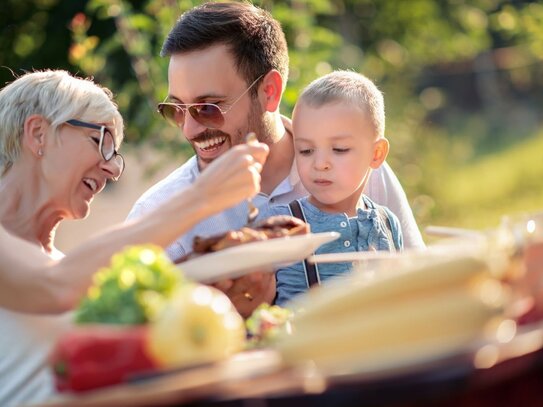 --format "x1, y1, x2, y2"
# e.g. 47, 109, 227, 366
126, 166, 196, 261
129, 204, 190, 262
366, 162, 425, 249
